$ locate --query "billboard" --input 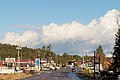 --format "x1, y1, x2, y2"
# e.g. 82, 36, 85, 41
5, 58, 15, 63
